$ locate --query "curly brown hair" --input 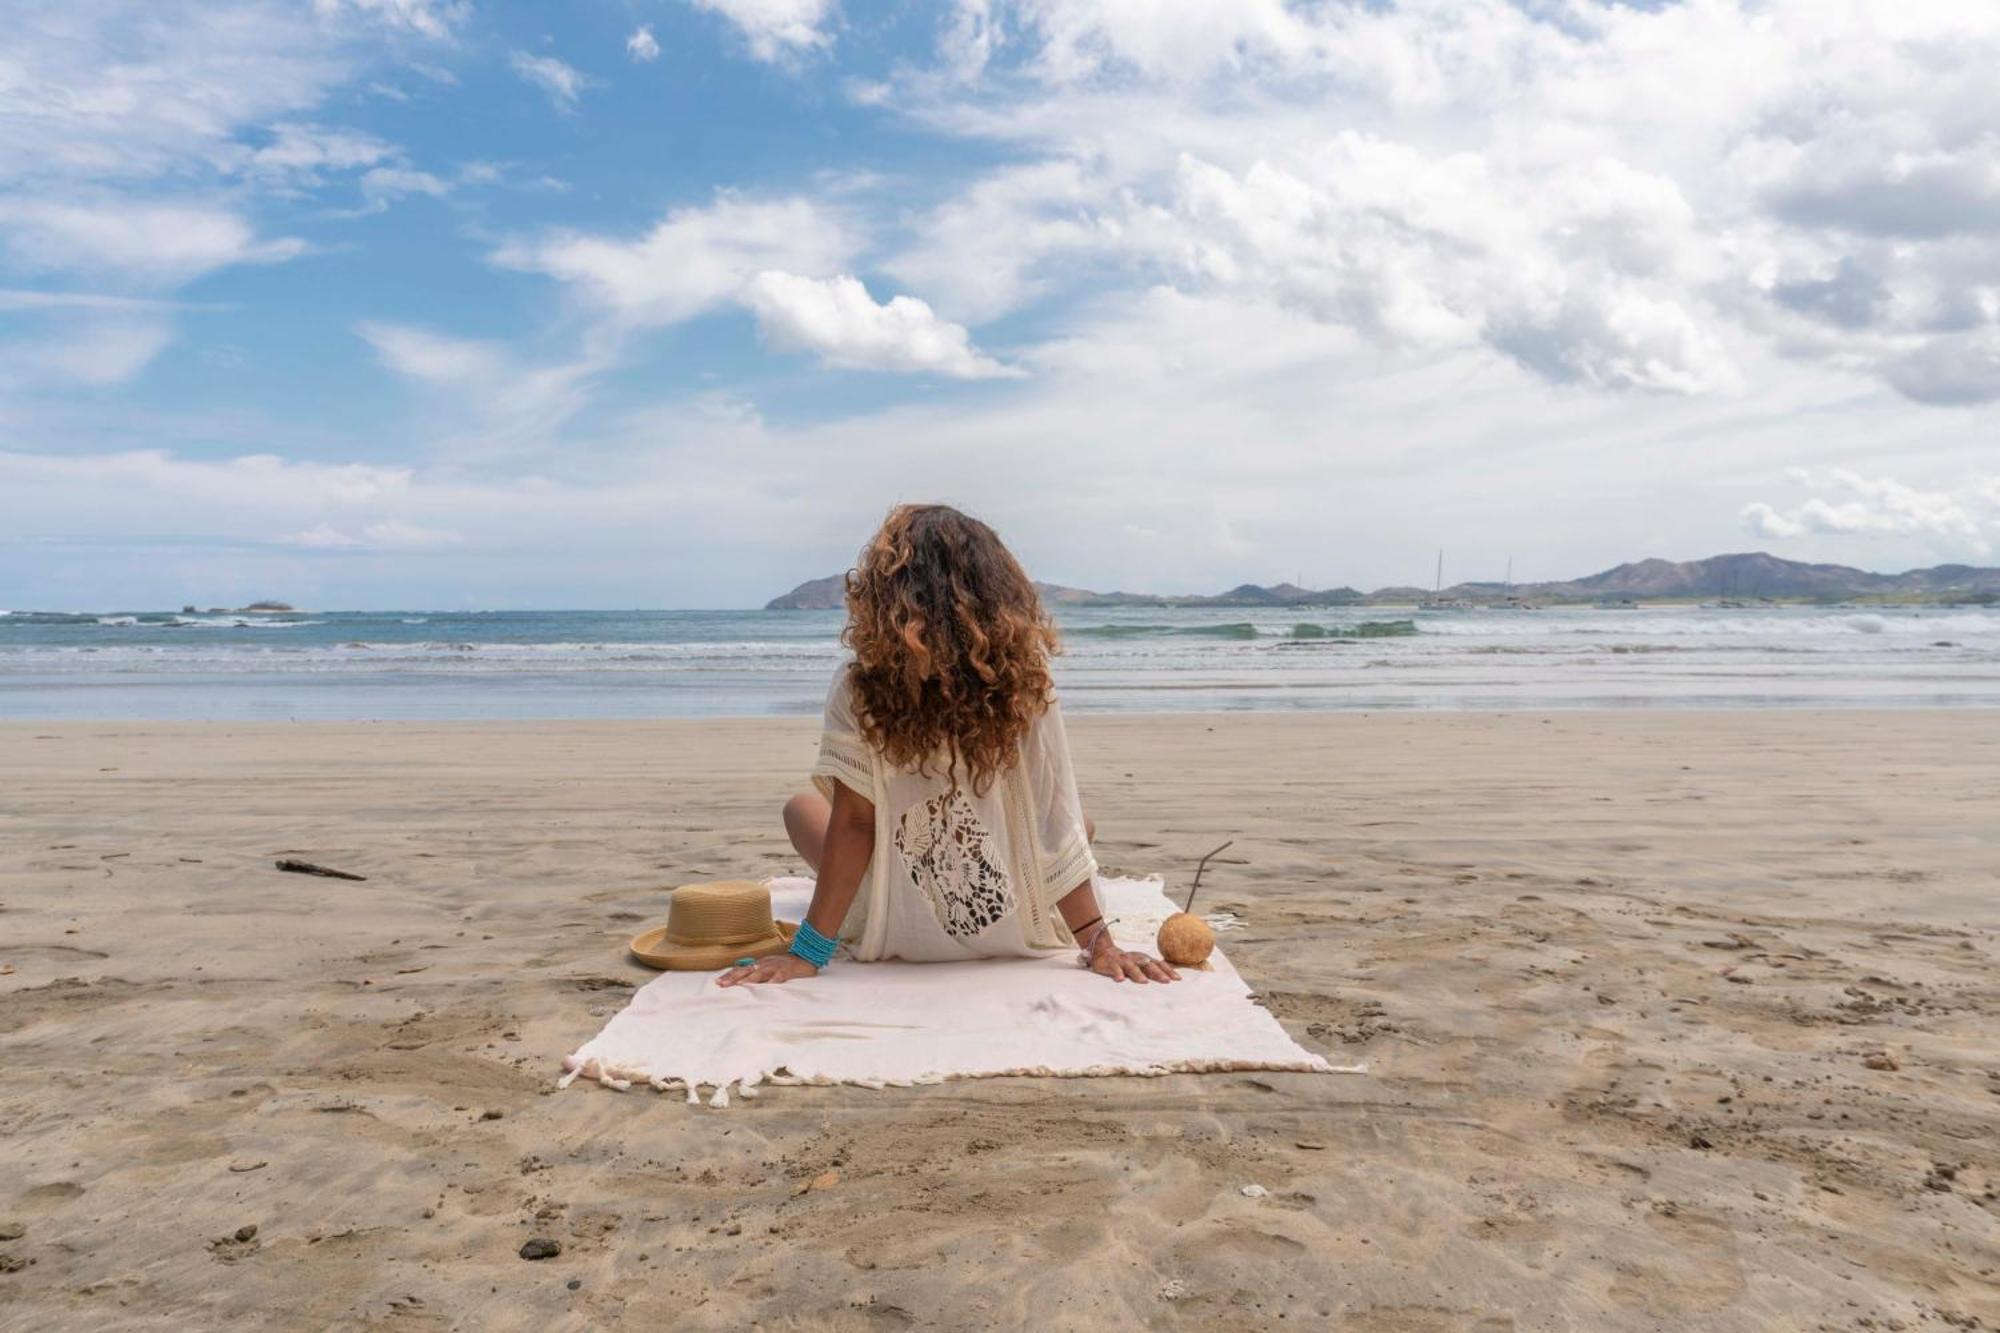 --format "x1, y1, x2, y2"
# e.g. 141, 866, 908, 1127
842, 504, 1060, 795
